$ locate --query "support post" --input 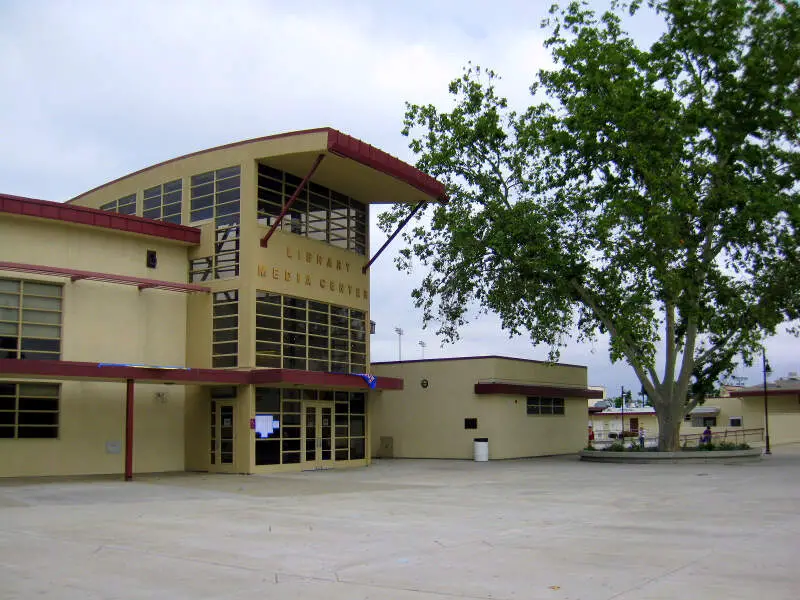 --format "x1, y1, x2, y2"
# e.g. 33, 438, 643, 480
260, 154, 325, 248
762, 349, 771, 455
125, 378, 135, 481
362, 201, 427, 274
